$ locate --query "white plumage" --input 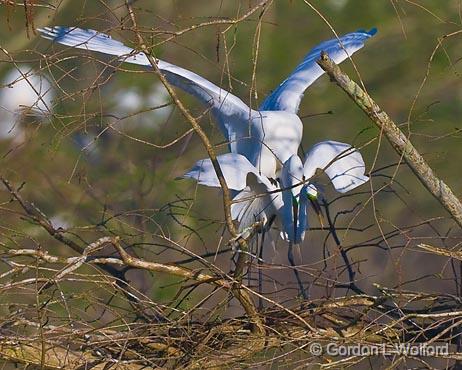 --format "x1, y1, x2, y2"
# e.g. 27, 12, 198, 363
39, 26, 375, 244
39, 26, 375, 178
183, 140, 368, 243
39, 25, 376, 298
